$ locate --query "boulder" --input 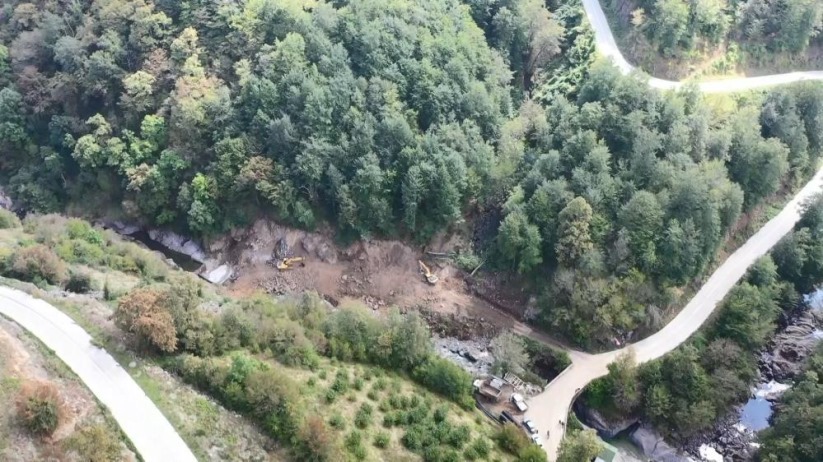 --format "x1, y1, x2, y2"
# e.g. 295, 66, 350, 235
0, 186, 12, 210
630, 424, 694, 462
148, 229, 206, 263
110, 221, 140, 235
202, 264, 233, 285
575, 404, 638, 439
761, 309, 823, 381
